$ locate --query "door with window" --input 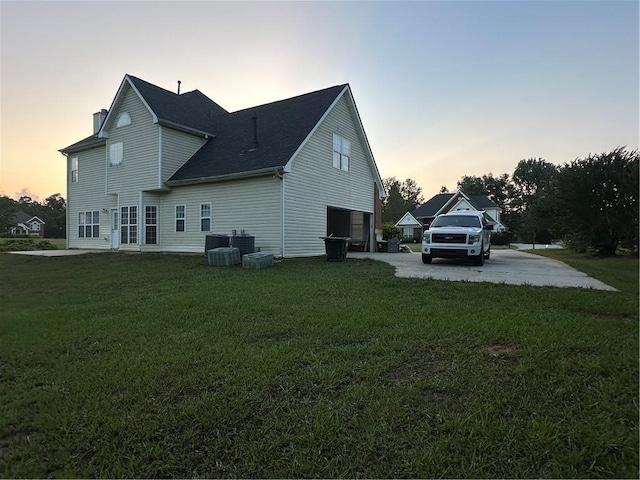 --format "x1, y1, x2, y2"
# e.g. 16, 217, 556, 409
111, 209, 119, 249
